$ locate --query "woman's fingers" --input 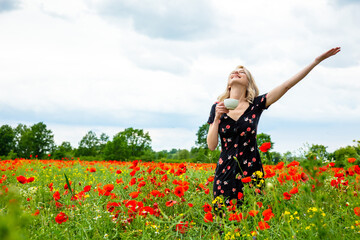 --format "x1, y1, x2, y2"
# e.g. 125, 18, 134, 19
216, 103, 229, 114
